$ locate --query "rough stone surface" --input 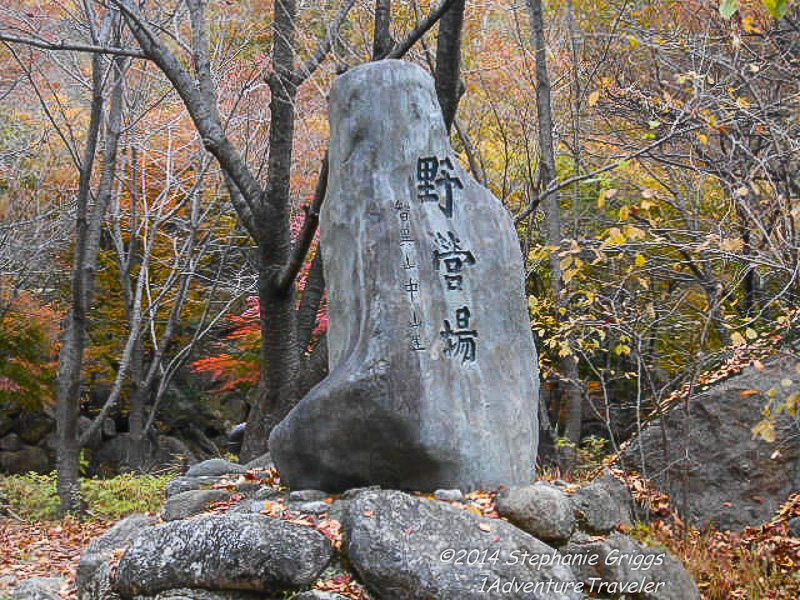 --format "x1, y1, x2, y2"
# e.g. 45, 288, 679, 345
270, 59, 539, 493
161, 489, 233, 521
243, 452, 274, 471
113, 514, 333, 596
562, 532, 701, 600
495, 482, 575, 545
434, 489, 464, 502
165, 476, 223, 498
289, 490, 329, 502
619, 355, 800, 530
77, 514, 157, 600
345, 490, 583, 599
570, 472, 633, 534
185, 458, 246, 477
0, 445, 50, 474
0, 433, 22, 452
12, 577, 64, 600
